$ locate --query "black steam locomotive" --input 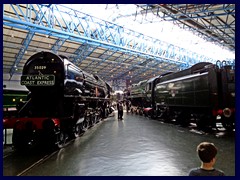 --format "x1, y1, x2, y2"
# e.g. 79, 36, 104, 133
128, 61, 235, 131
4, 51, 112, 150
